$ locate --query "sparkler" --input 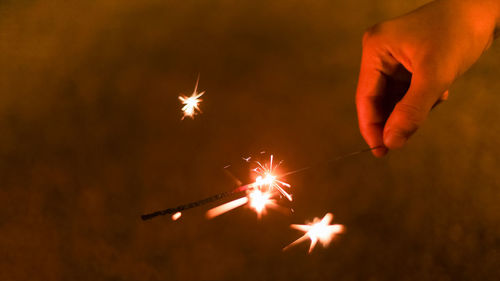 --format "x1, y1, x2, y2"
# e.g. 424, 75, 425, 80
206, 155, 288, 219
179, 76, 204, 119
141, 146, 384, 221
283, 213, 344, 253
